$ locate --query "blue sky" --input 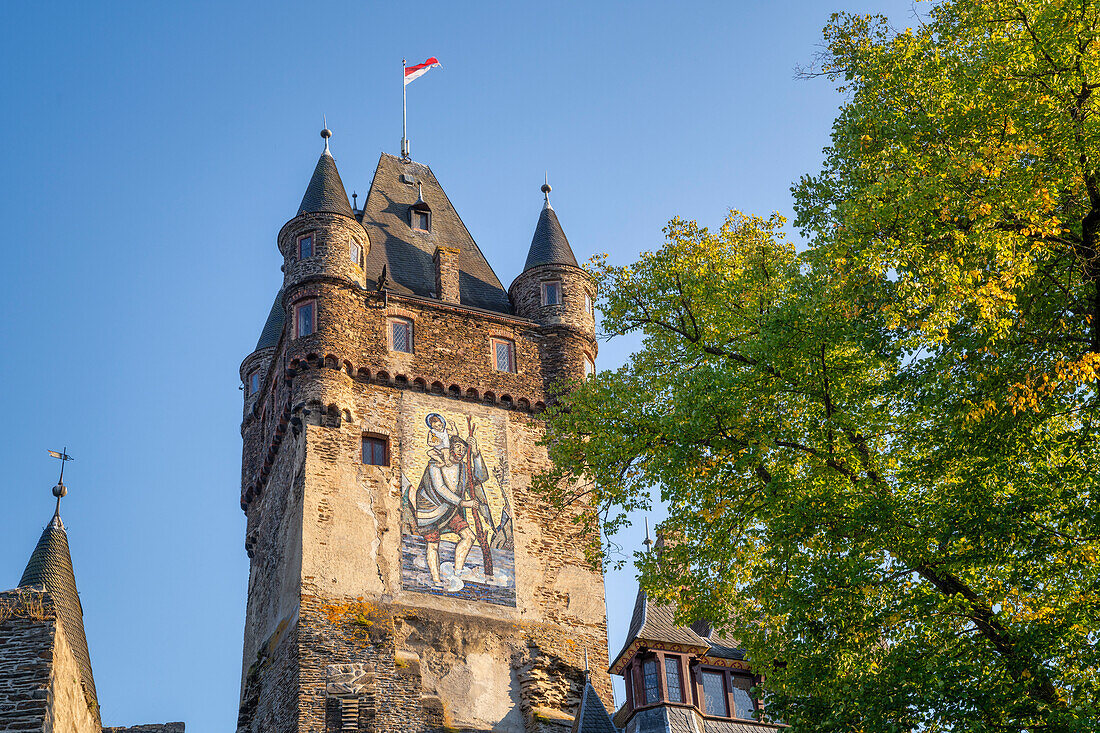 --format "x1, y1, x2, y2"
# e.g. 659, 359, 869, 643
0, 1, 919, 730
